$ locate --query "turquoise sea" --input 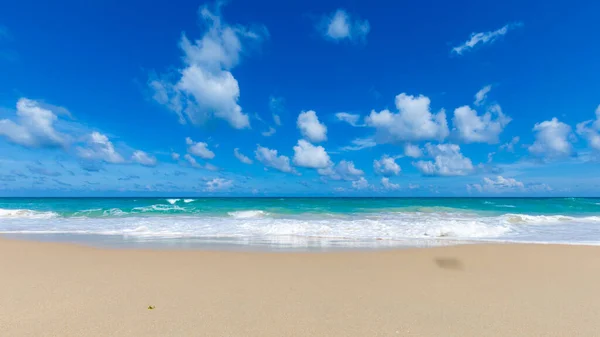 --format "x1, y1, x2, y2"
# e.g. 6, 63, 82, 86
1, 197, 600, 250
